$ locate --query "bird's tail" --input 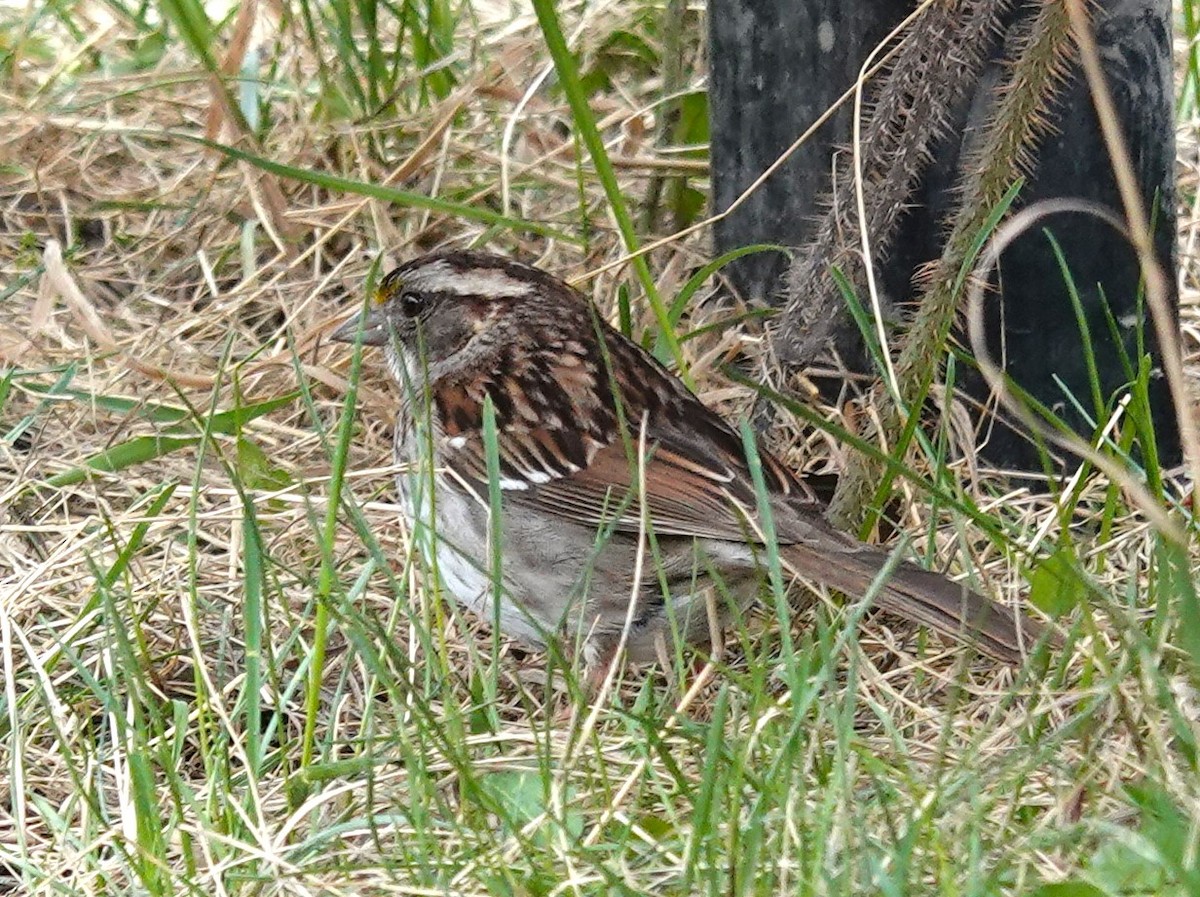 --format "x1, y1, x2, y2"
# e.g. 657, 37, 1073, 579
779, 542, 1048, 663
